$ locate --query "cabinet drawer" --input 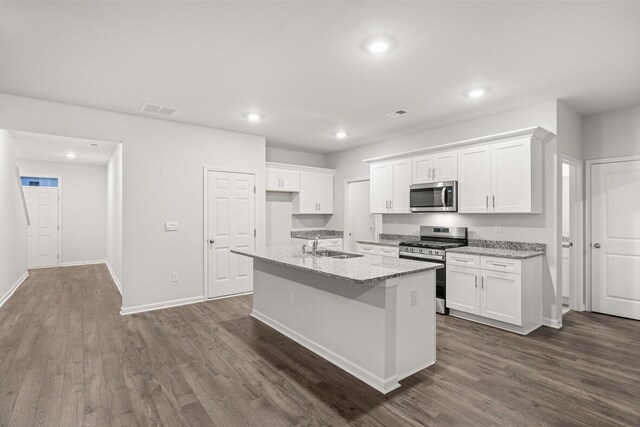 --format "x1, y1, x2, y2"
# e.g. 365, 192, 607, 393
358, 244, 377, 254
318, 239, 342, 248
377, 246, 399, 257
481, 256, 521, 274
447, 253, 480, 268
